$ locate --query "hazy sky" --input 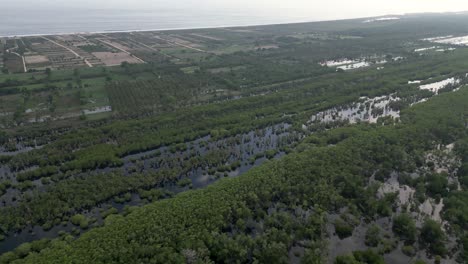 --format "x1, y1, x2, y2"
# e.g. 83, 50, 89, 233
6, 0, 468, 21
